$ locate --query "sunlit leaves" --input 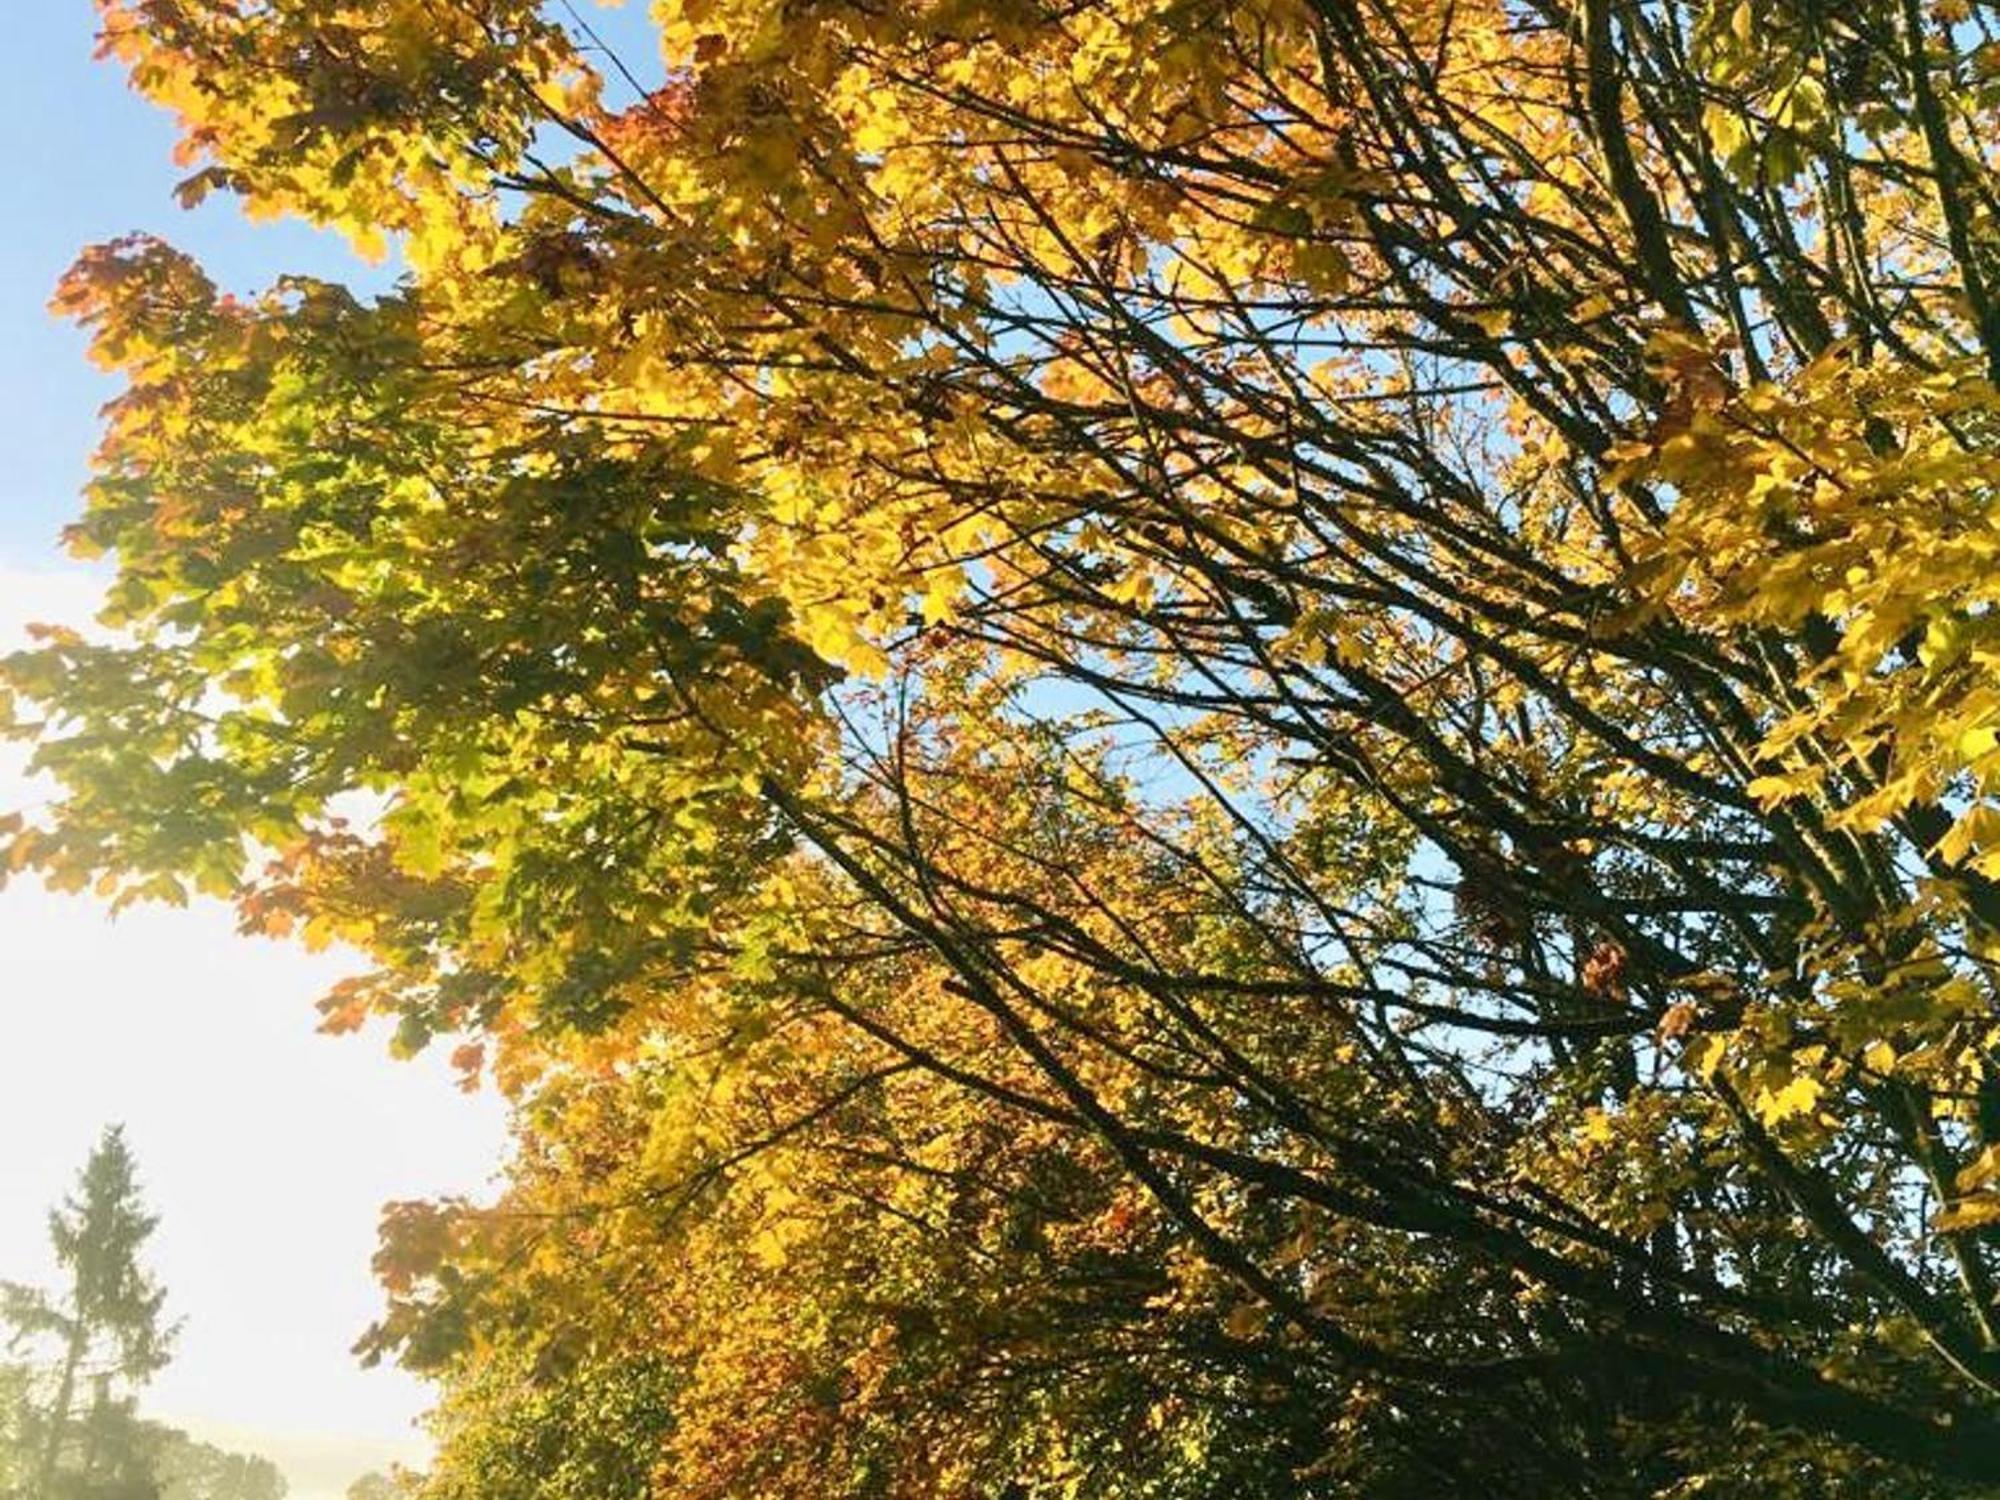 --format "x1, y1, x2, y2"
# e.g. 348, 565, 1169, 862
14, 0, 2000, 1493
